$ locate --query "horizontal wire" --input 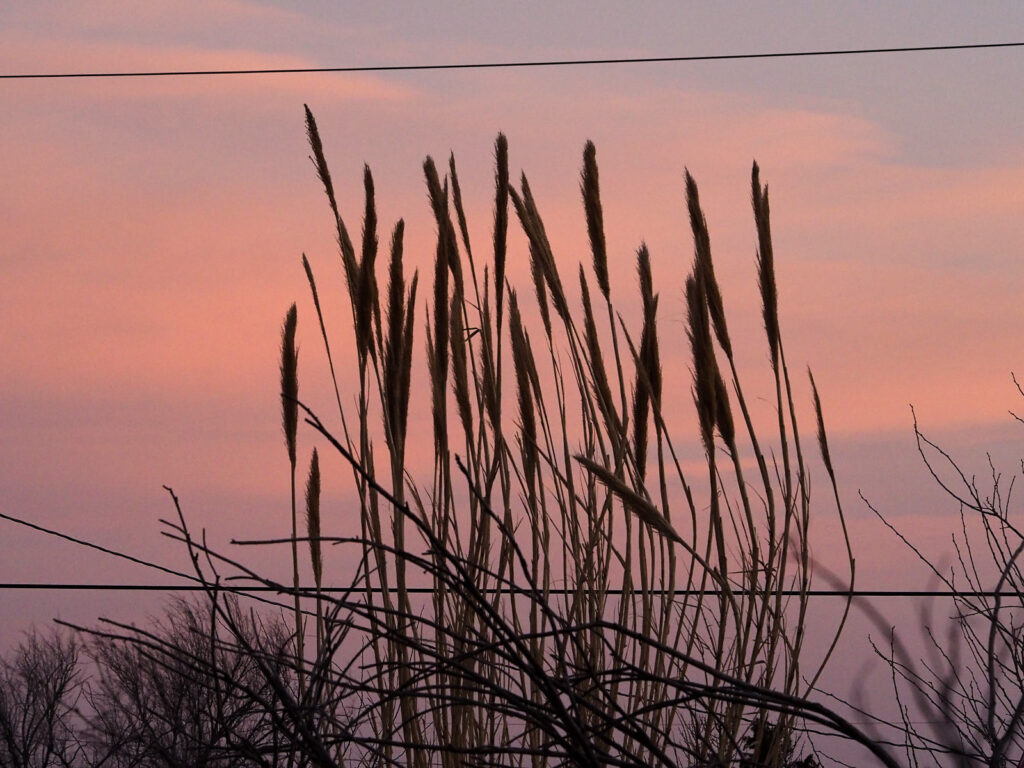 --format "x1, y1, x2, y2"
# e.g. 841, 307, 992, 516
0, 583, 1018, 598
0, 510, 304, 613
2, 41, 1022, 80
3, 512, 1020, 598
